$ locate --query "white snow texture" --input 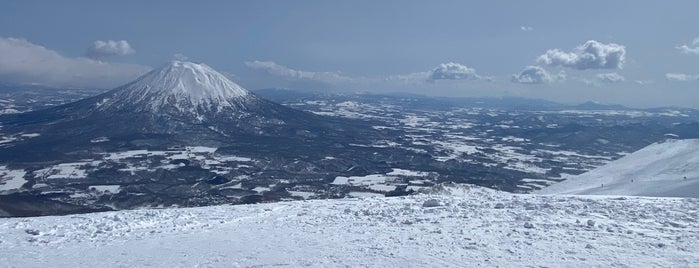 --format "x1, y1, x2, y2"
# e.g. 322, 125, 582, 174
0, 184, 697, 267
539, 139, 699, 198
